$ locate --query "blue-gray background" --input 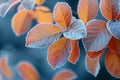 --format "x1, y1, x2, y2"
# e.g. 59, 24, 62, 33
0, 0, 119, 80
